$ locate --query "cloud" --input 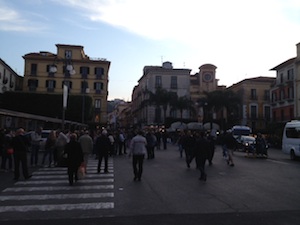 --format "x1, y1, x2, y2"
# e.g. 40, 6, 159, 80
0, 2, 45, 32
